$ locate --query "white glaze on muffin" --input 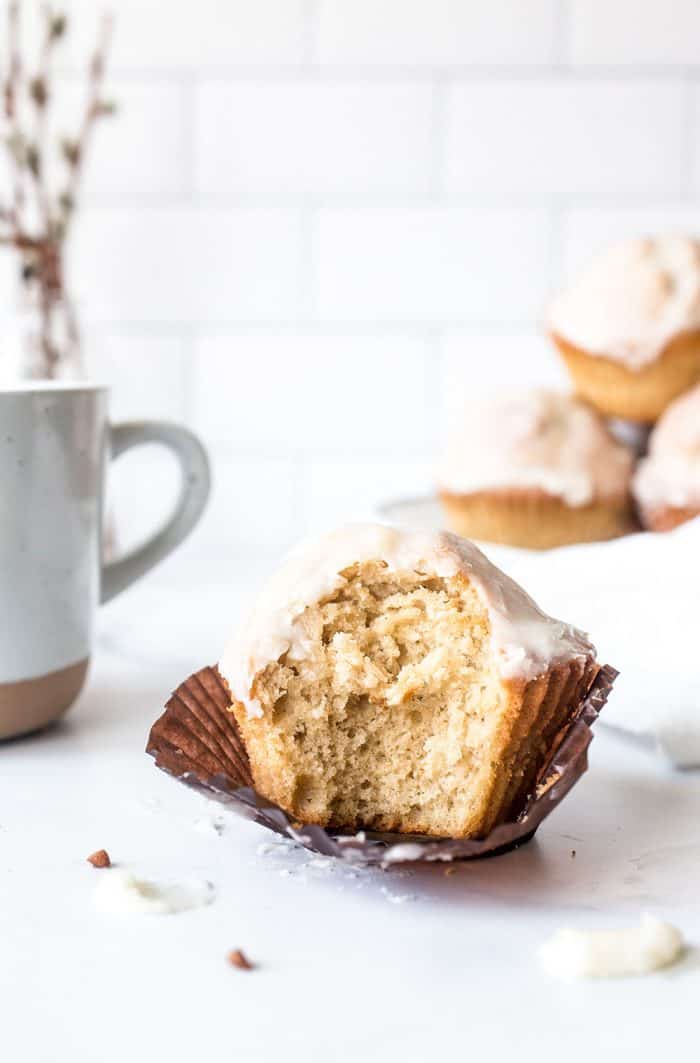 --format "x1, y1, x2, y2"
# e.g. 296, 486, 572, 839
634, 383, 700, 509
548, 237, 700, 369
437, 391, 633, 507
219, 523, 594, 719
